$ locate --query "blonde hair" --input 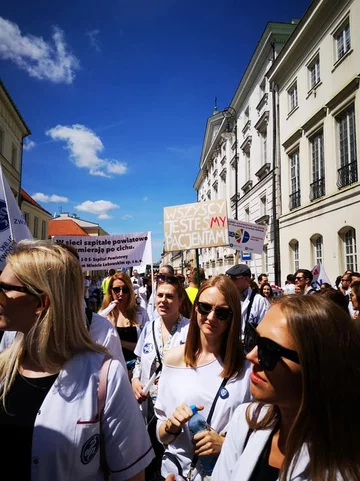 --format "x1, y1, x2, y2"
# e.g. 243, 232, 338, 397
0, 241, 106, 406
100, 272, 138, 326
246, 295, 360, 481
